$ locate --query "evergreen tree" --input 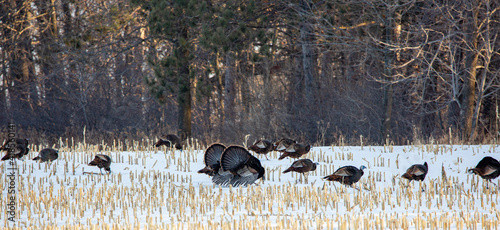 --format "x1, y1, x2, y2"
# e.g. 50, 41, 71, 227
135, 0, 209, 139
199, 0, 275, 138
